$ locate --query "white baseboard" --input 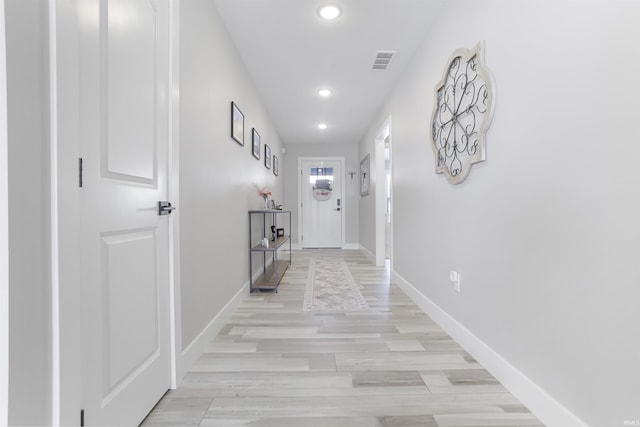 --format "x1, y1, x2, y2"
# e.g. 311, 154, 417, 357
391, 270, 588, 427
178, 281, 248, 380
289, 243, 359, 250
342, 243, 359, 250
359, 245, 375, 263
